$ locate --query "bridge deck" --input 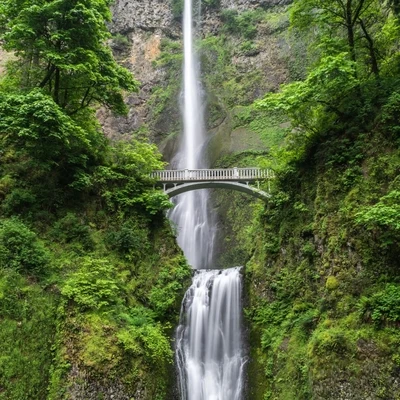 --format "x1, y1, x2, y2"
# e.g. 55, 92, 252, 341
152, 168, 274, 183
